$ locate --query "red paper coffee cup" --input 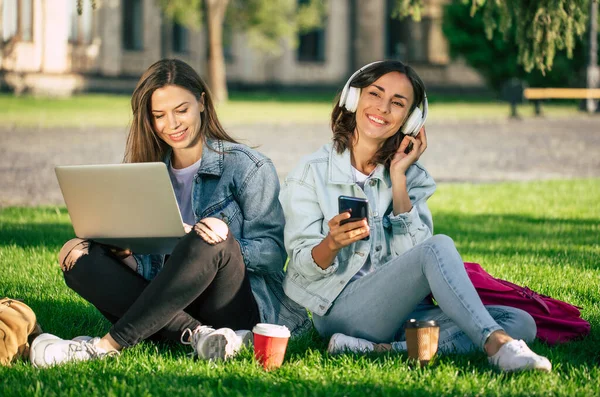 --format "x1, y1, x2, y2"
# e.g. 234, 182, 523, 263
252, 323, 290, 371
